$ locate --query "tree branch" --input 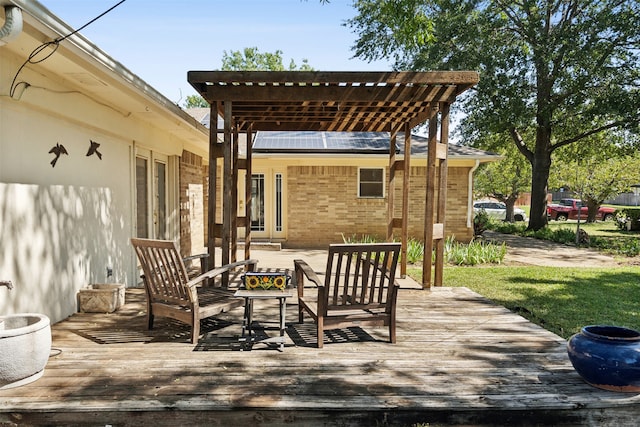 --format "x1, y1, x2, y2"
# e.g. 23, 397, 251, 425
509, 126, 534, 162
551, 120, 629, 151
